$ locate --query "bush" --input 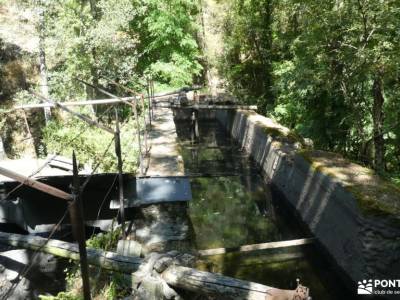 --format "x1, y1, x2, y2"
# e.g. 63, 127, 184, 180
42, 109, 141, 173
